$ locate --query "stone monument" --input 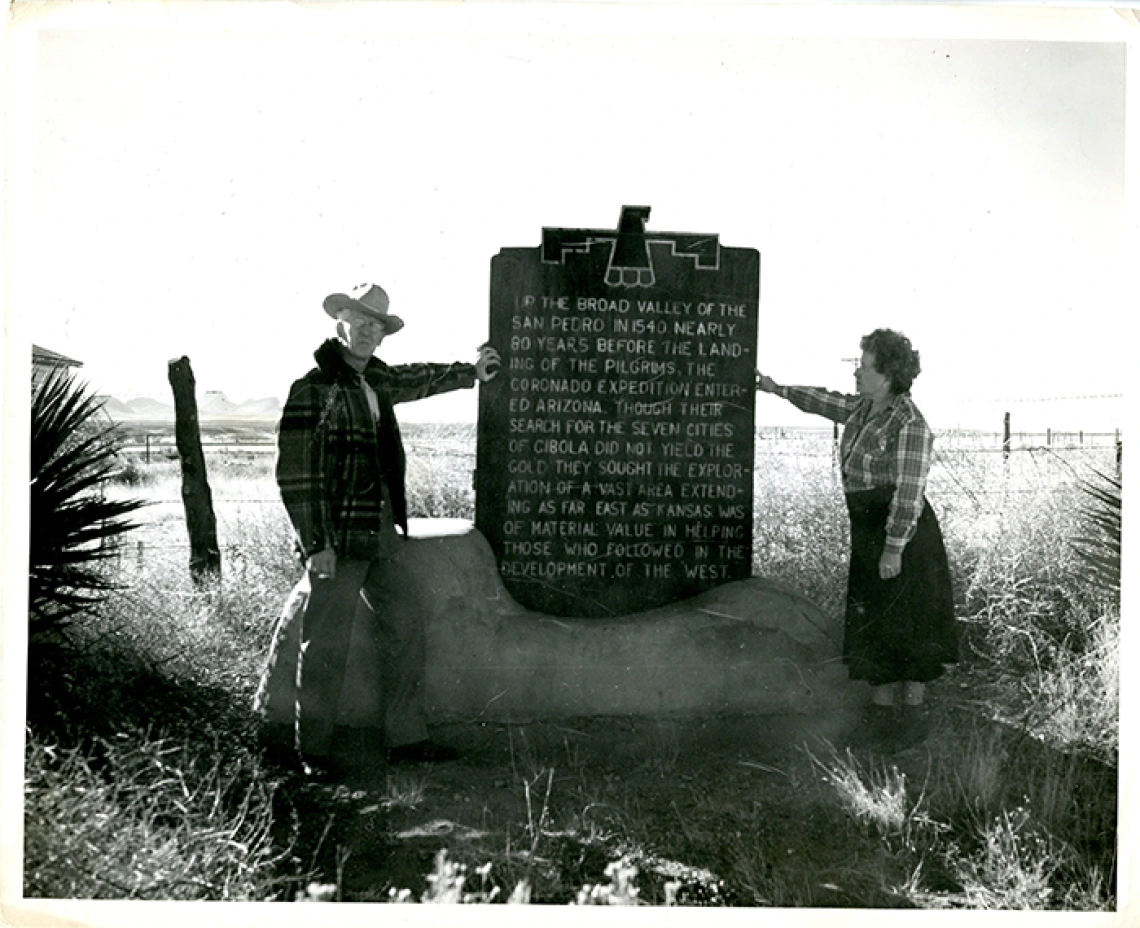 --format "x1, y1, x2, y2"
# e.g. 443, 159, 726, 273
476, 207, 760, 617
